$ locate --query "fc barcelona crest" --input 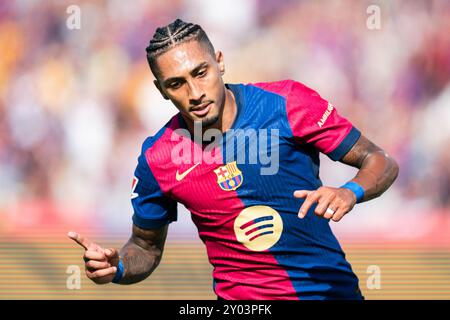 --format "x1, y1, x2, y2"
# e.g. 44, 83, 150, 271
214, 161, 243, 191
